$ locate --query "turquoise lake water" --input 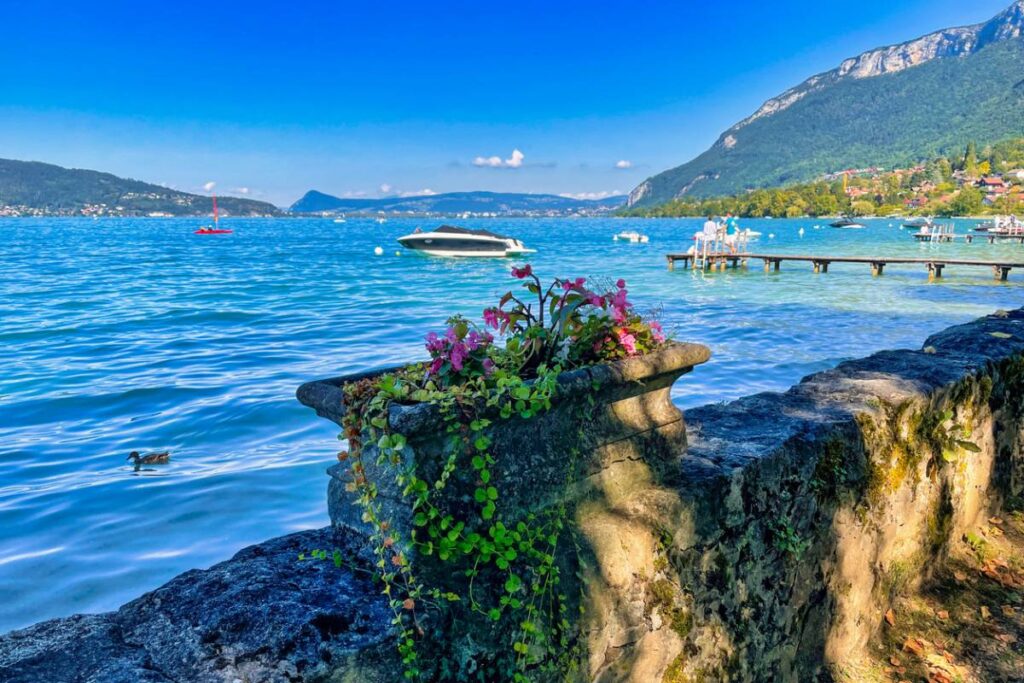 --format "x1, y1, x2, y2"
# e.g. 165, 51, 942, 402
1, 215, 1022, 632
